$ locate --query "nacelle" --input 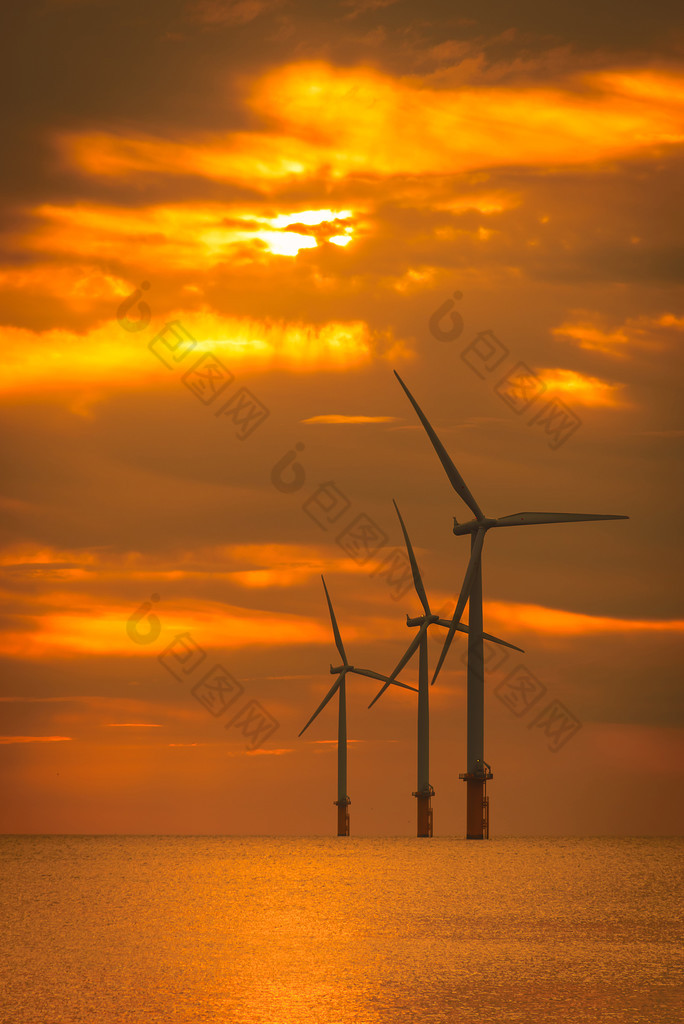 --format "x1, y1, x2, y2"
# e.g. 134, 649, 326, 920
453, 518, 496, 535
